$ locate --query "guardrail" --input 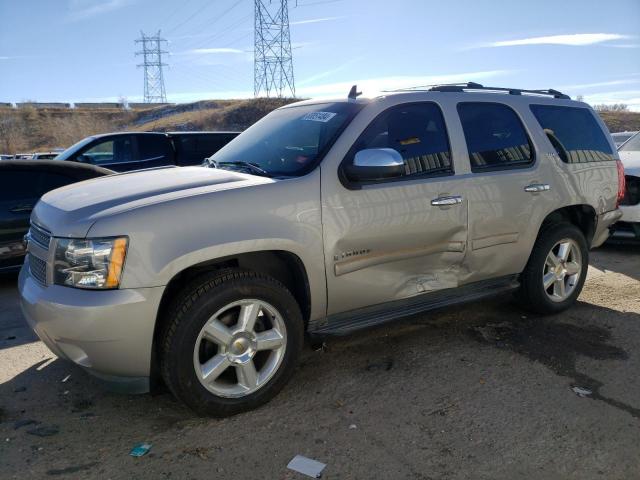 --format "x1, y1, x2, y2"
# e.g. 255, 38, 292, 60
0, 102, 175, 110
